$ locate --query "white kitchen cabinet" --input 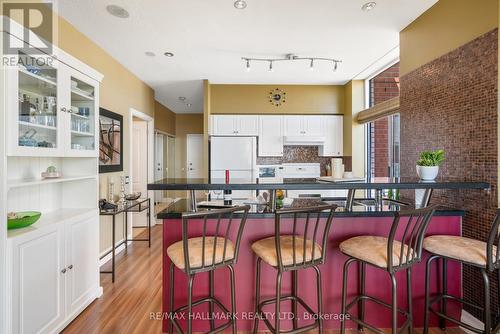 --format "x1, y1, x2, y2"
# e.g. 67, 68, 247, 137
7, 212, 101, 334
211, 115, 258, 136
283, 116, 303, 136
211, 115, 236, 135
303, 116, 324, 136
9, 225, 65, 334
319, 115, 343, 156
236, 115, 259, 135
65, 216, 99, 316
283, 115, 324, 136
6, 51, 101, 157
258, 116, 283, 156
